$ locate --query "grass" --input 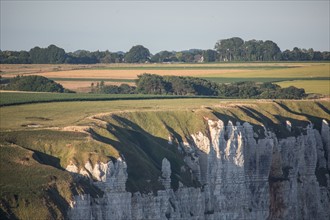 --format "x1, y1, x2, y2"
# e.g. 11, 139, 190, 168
0, 92, 219, 107
0, 98, 224, 130
197, 63, 329, 78
0, 129, 118, 219
0, 129, 119, 168
0, 142, 75, 219
276, 80, 330, 95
